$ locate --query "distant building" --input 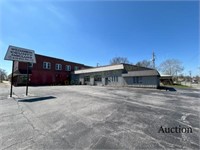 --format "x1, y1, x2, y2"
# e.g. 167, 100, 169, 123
192, 77, 198, 84
74, 64, 160, 88
12, 54, 90, 86
160, 75, 173, 85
